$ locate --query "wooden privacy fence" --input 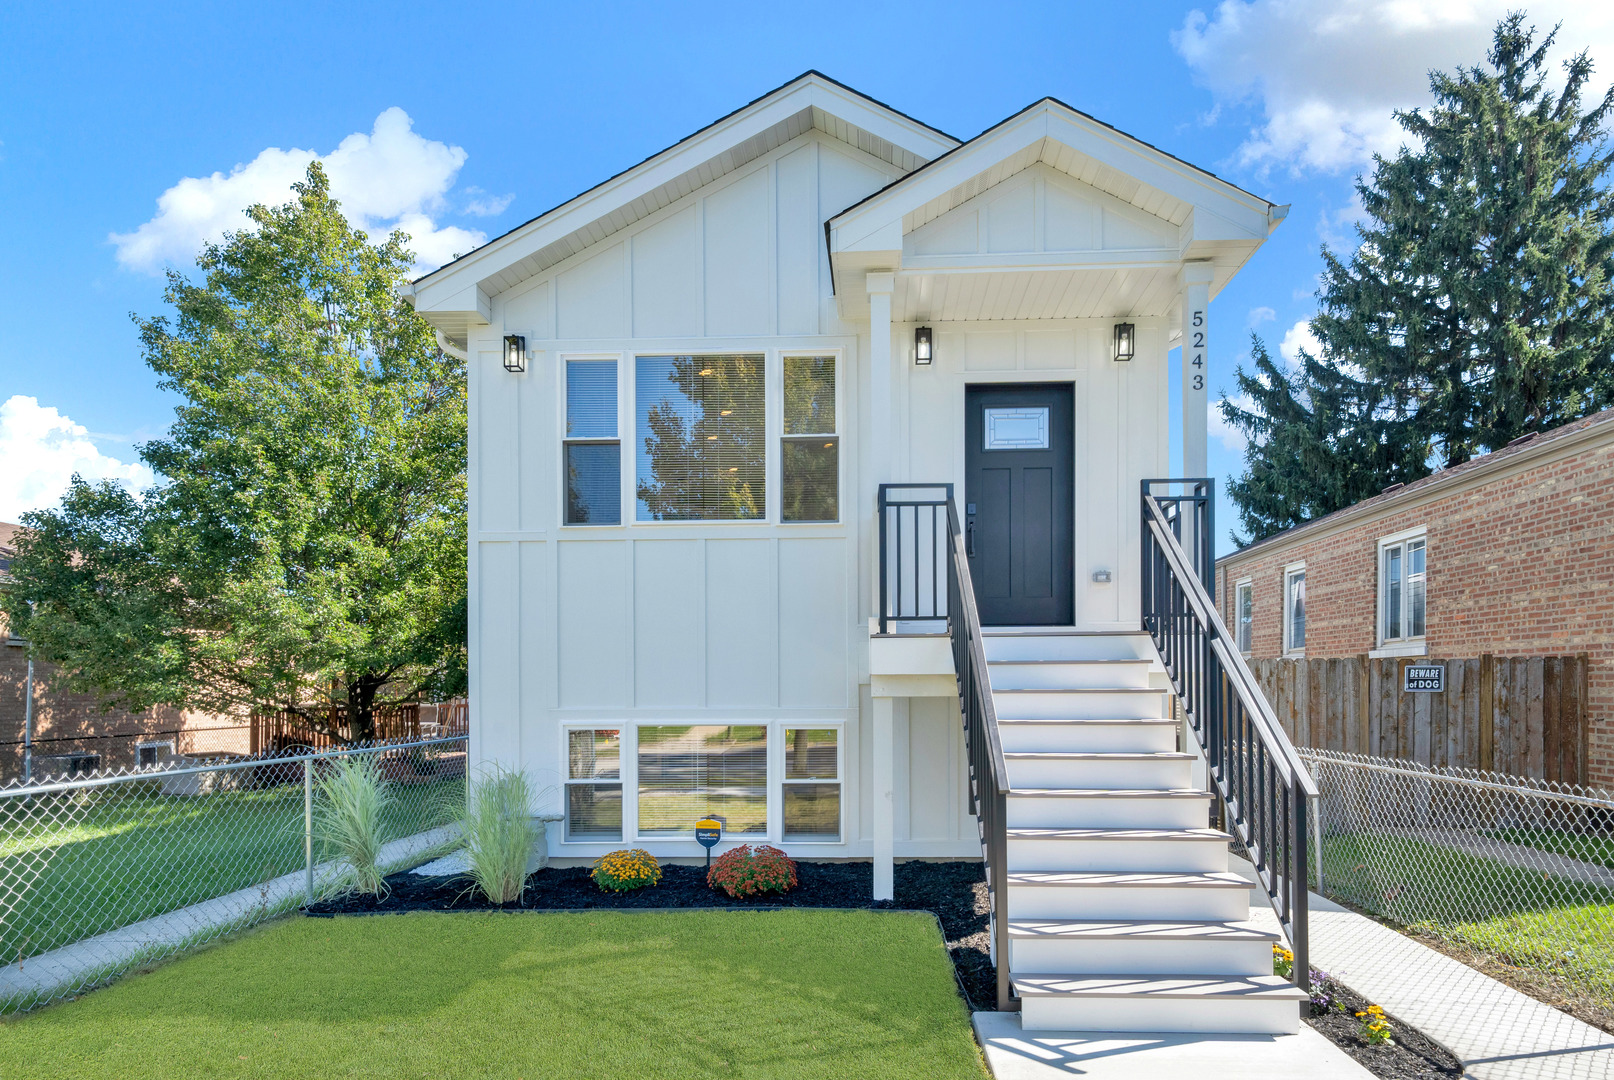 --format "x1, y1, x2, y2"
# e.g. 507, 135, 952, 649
248, 704, 422, 754
1247, 655, 1591, 784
